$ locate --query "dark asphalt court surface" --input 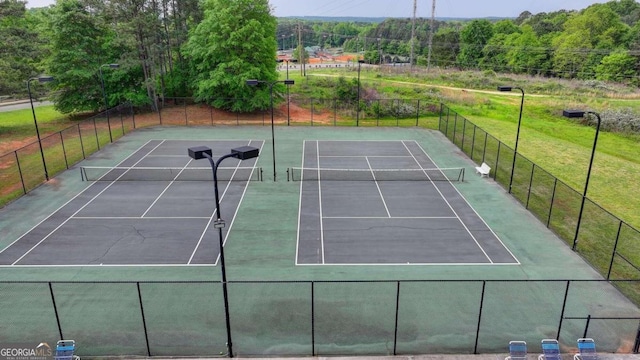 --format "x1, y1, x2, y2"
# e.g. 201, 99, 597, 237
296, 140, 518, 265
0, 139, 263, 266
